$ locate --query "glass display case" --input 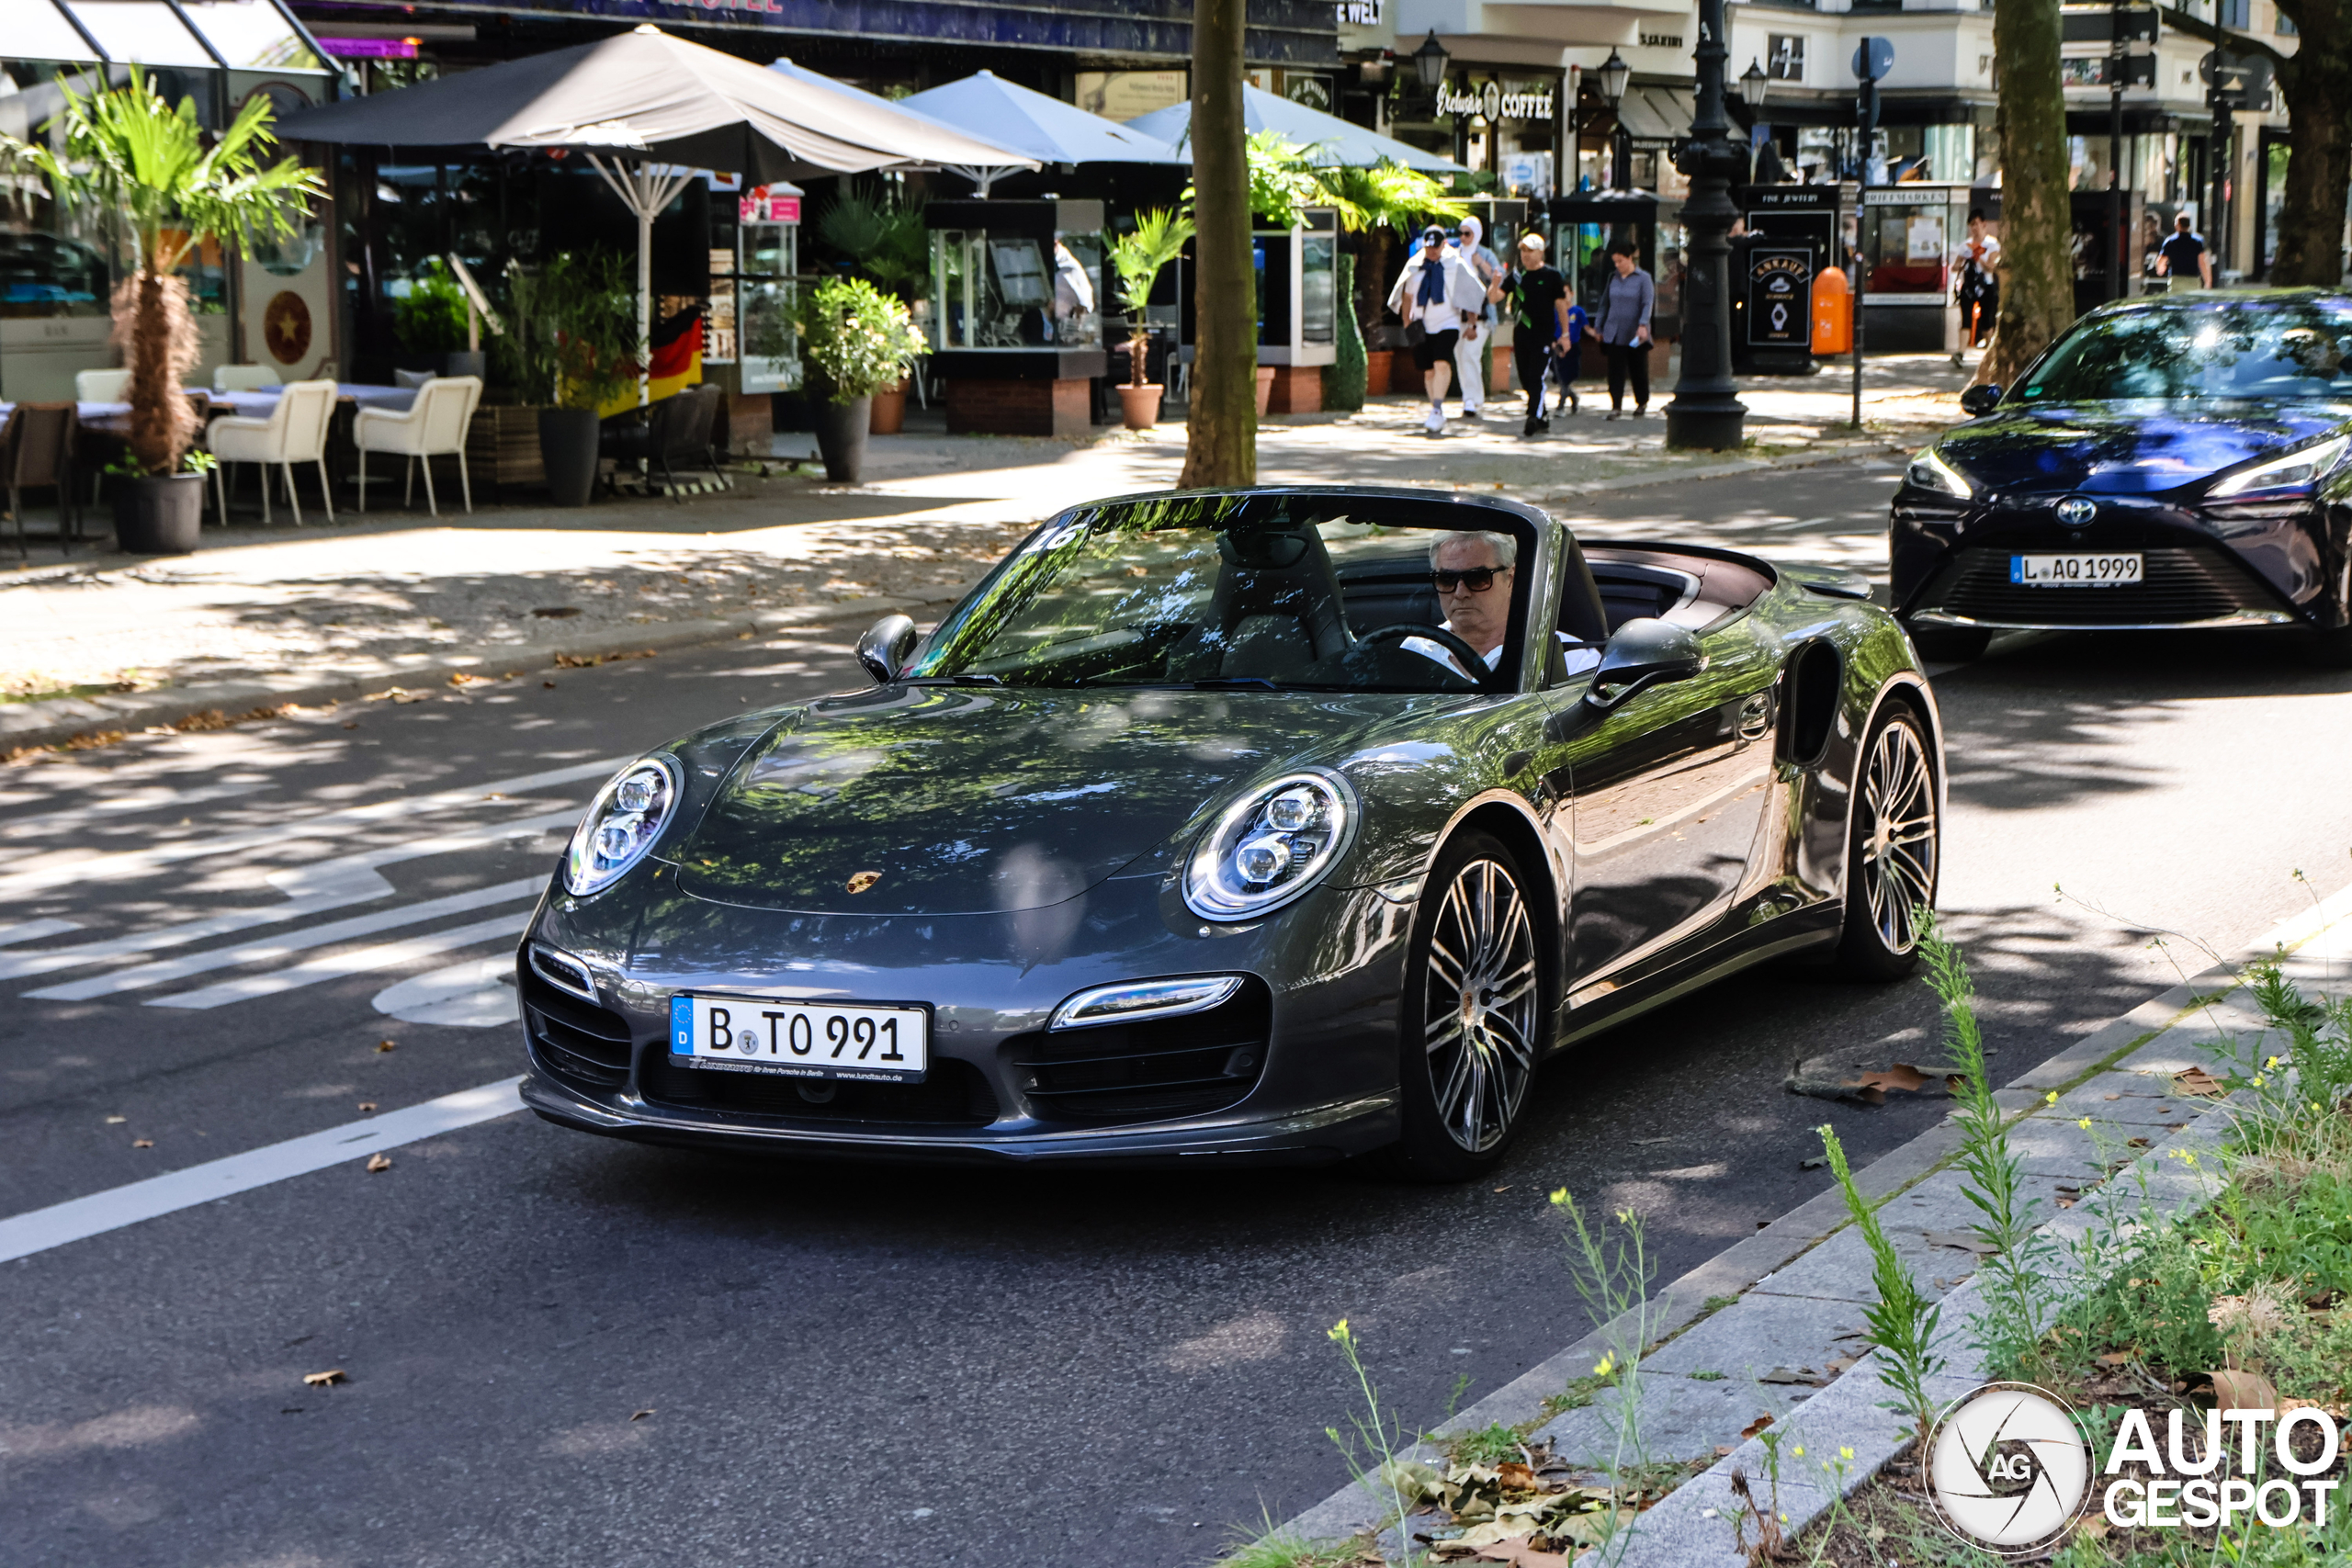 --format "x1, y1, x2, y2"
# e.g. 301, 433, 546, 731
731, 182, 800, 395
1858, 184, 1966, 354
926, 198, 1107, 360
1254, 207, 1338, 367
